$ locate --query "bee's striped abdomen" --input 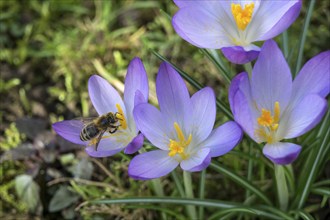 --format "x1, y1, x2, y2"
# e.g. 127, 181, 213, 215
80, 123, 99, 141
